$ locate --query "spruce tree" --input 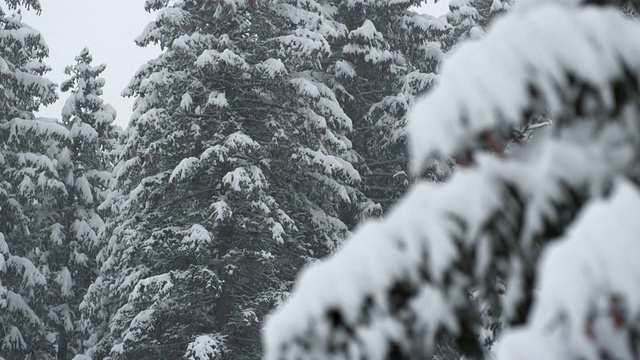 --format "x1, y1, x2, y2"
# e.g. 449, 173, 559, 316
80, 1, 375, 358
0, 1, 66, 358
45, 47, 119, 359
265, 1, 640, 359
326, 0, 448, 211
